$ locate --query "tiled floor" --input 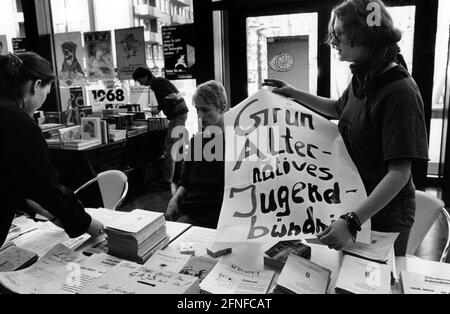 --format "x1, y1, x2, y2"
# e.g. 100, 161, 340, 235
120, 186, 450, 263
